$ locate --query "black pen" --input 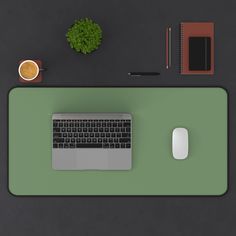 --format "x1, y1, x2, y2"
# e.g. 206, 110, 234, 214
128, 72, 160, 76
